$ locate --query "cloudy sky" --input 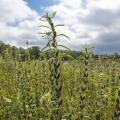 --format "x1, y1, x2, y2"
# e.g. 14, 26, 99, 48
0, 0, 120, 53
